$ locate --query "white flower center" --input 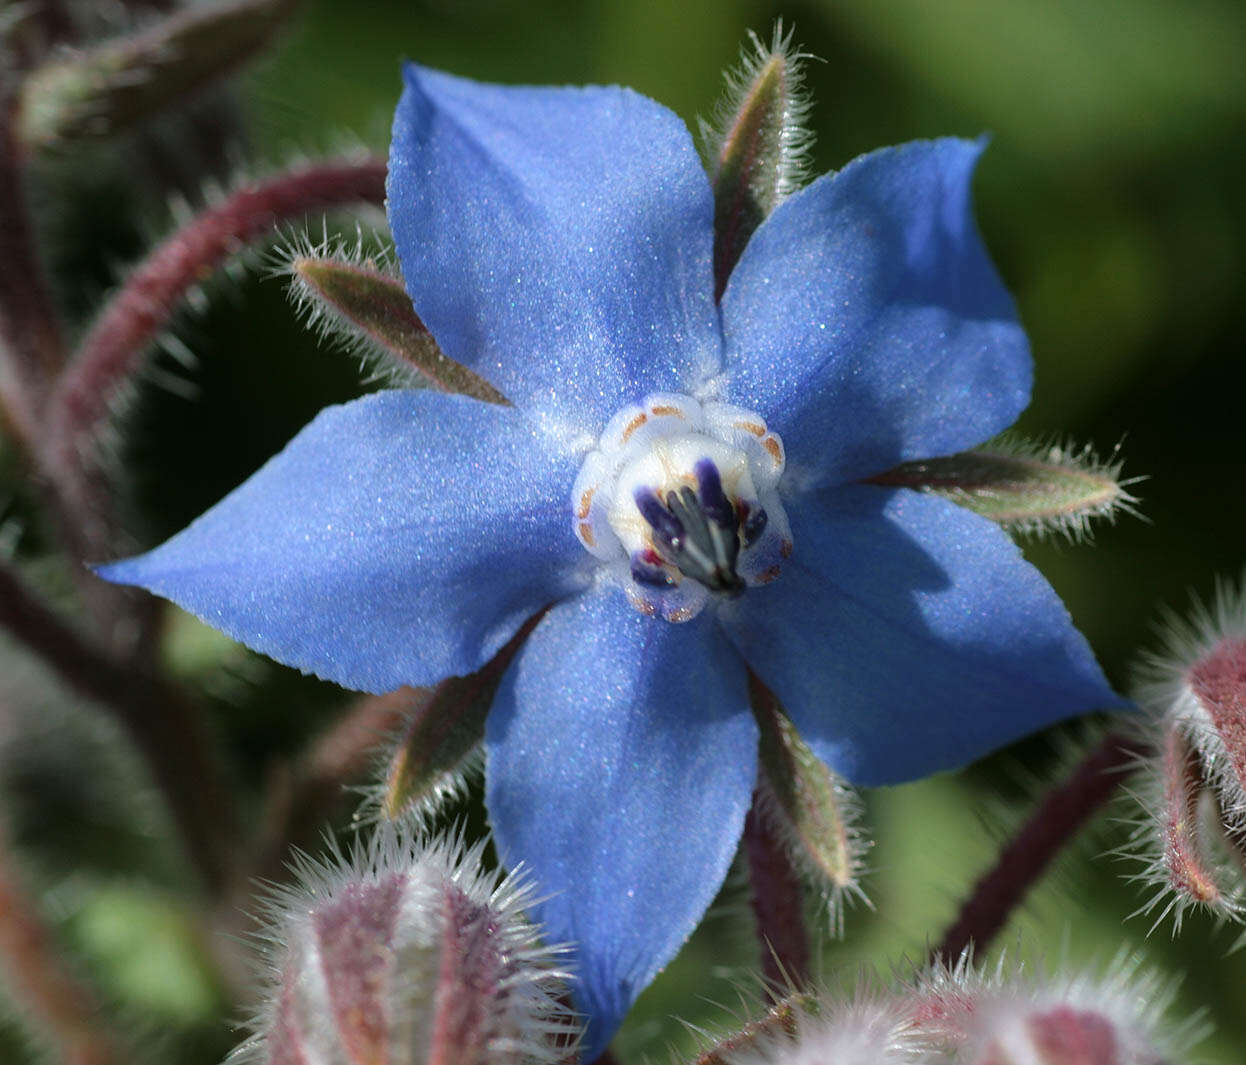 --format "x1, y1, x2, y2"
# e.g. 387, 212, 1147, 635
571, 393, 792, 622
